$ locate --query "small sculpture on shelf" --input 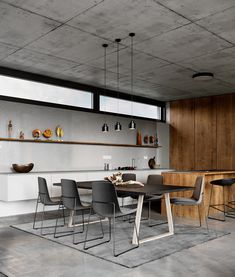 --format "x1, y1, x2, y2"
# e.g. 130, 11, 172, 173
32, 129, 41, 139
55, 125, 64, 141
19, 131, 24, 140
155, 135, 159, 147
8, 120, 13, 138
43, 128, 53, 139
